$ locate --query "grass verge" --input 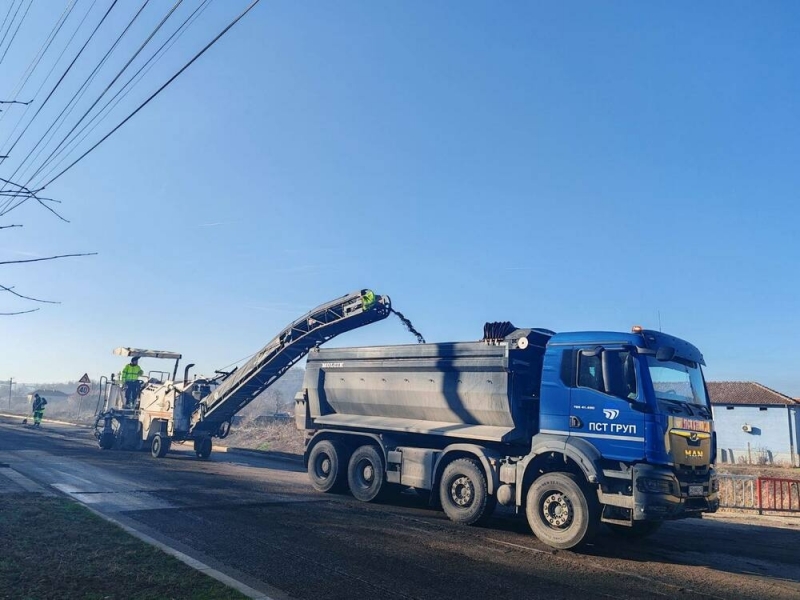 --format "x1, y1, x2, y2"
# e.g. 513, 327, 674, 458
0, 494, 247, 600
